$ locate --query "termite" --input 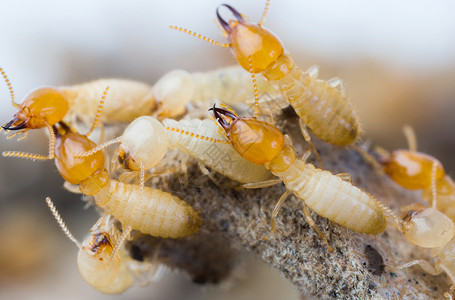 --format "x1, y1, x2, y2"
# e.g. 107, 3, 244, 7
379, 126, 455, 221
2, 90, 201, 241
391, 204, 455, 299
61, 78, 156, 129
0, 68, 156, 148
45, 197, 167, 294
209, 104, 389, 250
171, 1, 366, 165
74, 115, 273, 185
152, 66, 281, 119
